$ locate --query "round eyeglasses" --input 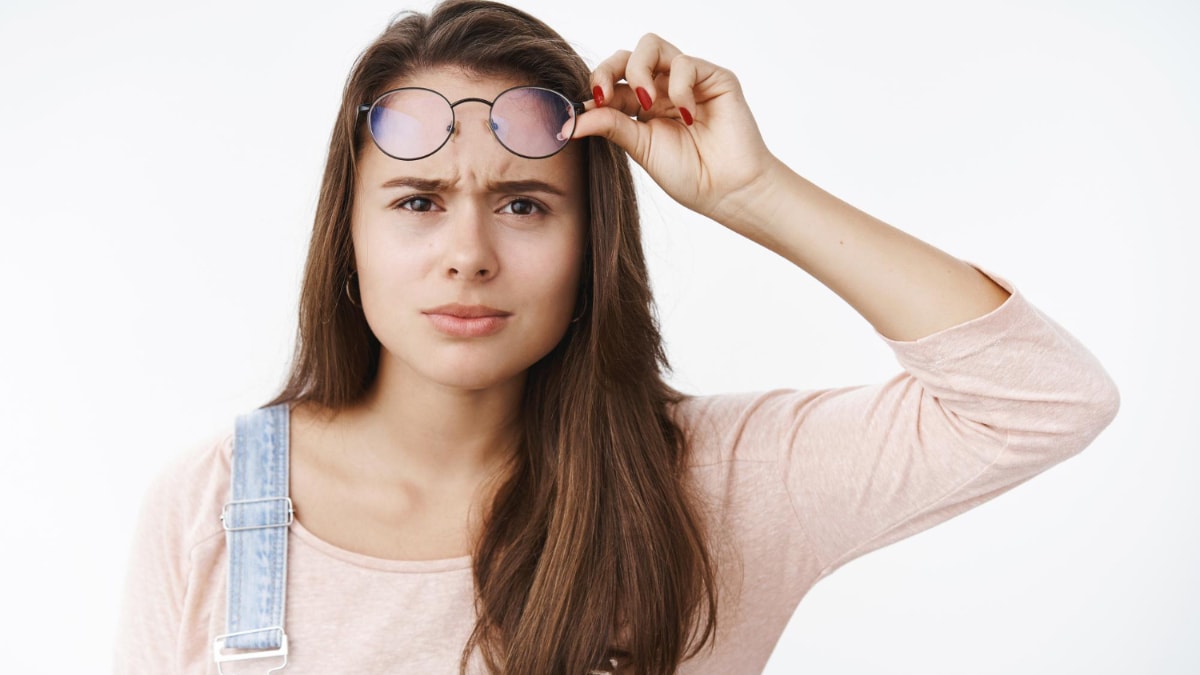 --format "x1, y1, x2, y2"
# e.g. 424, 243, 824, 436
357, 85, 587, 161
